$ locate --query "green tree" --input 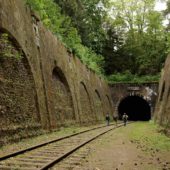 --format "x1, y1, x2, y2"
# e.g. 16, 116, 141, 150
164, 0, 170, 53
25, 0, 105, 74
55, 0, 110, 54
106, 0, 168, 76
26, 0, 169, 83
